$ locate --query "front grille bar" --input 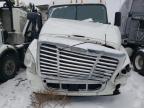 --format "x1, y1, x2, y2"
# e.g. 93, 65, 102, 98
39, 42, 120, 84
